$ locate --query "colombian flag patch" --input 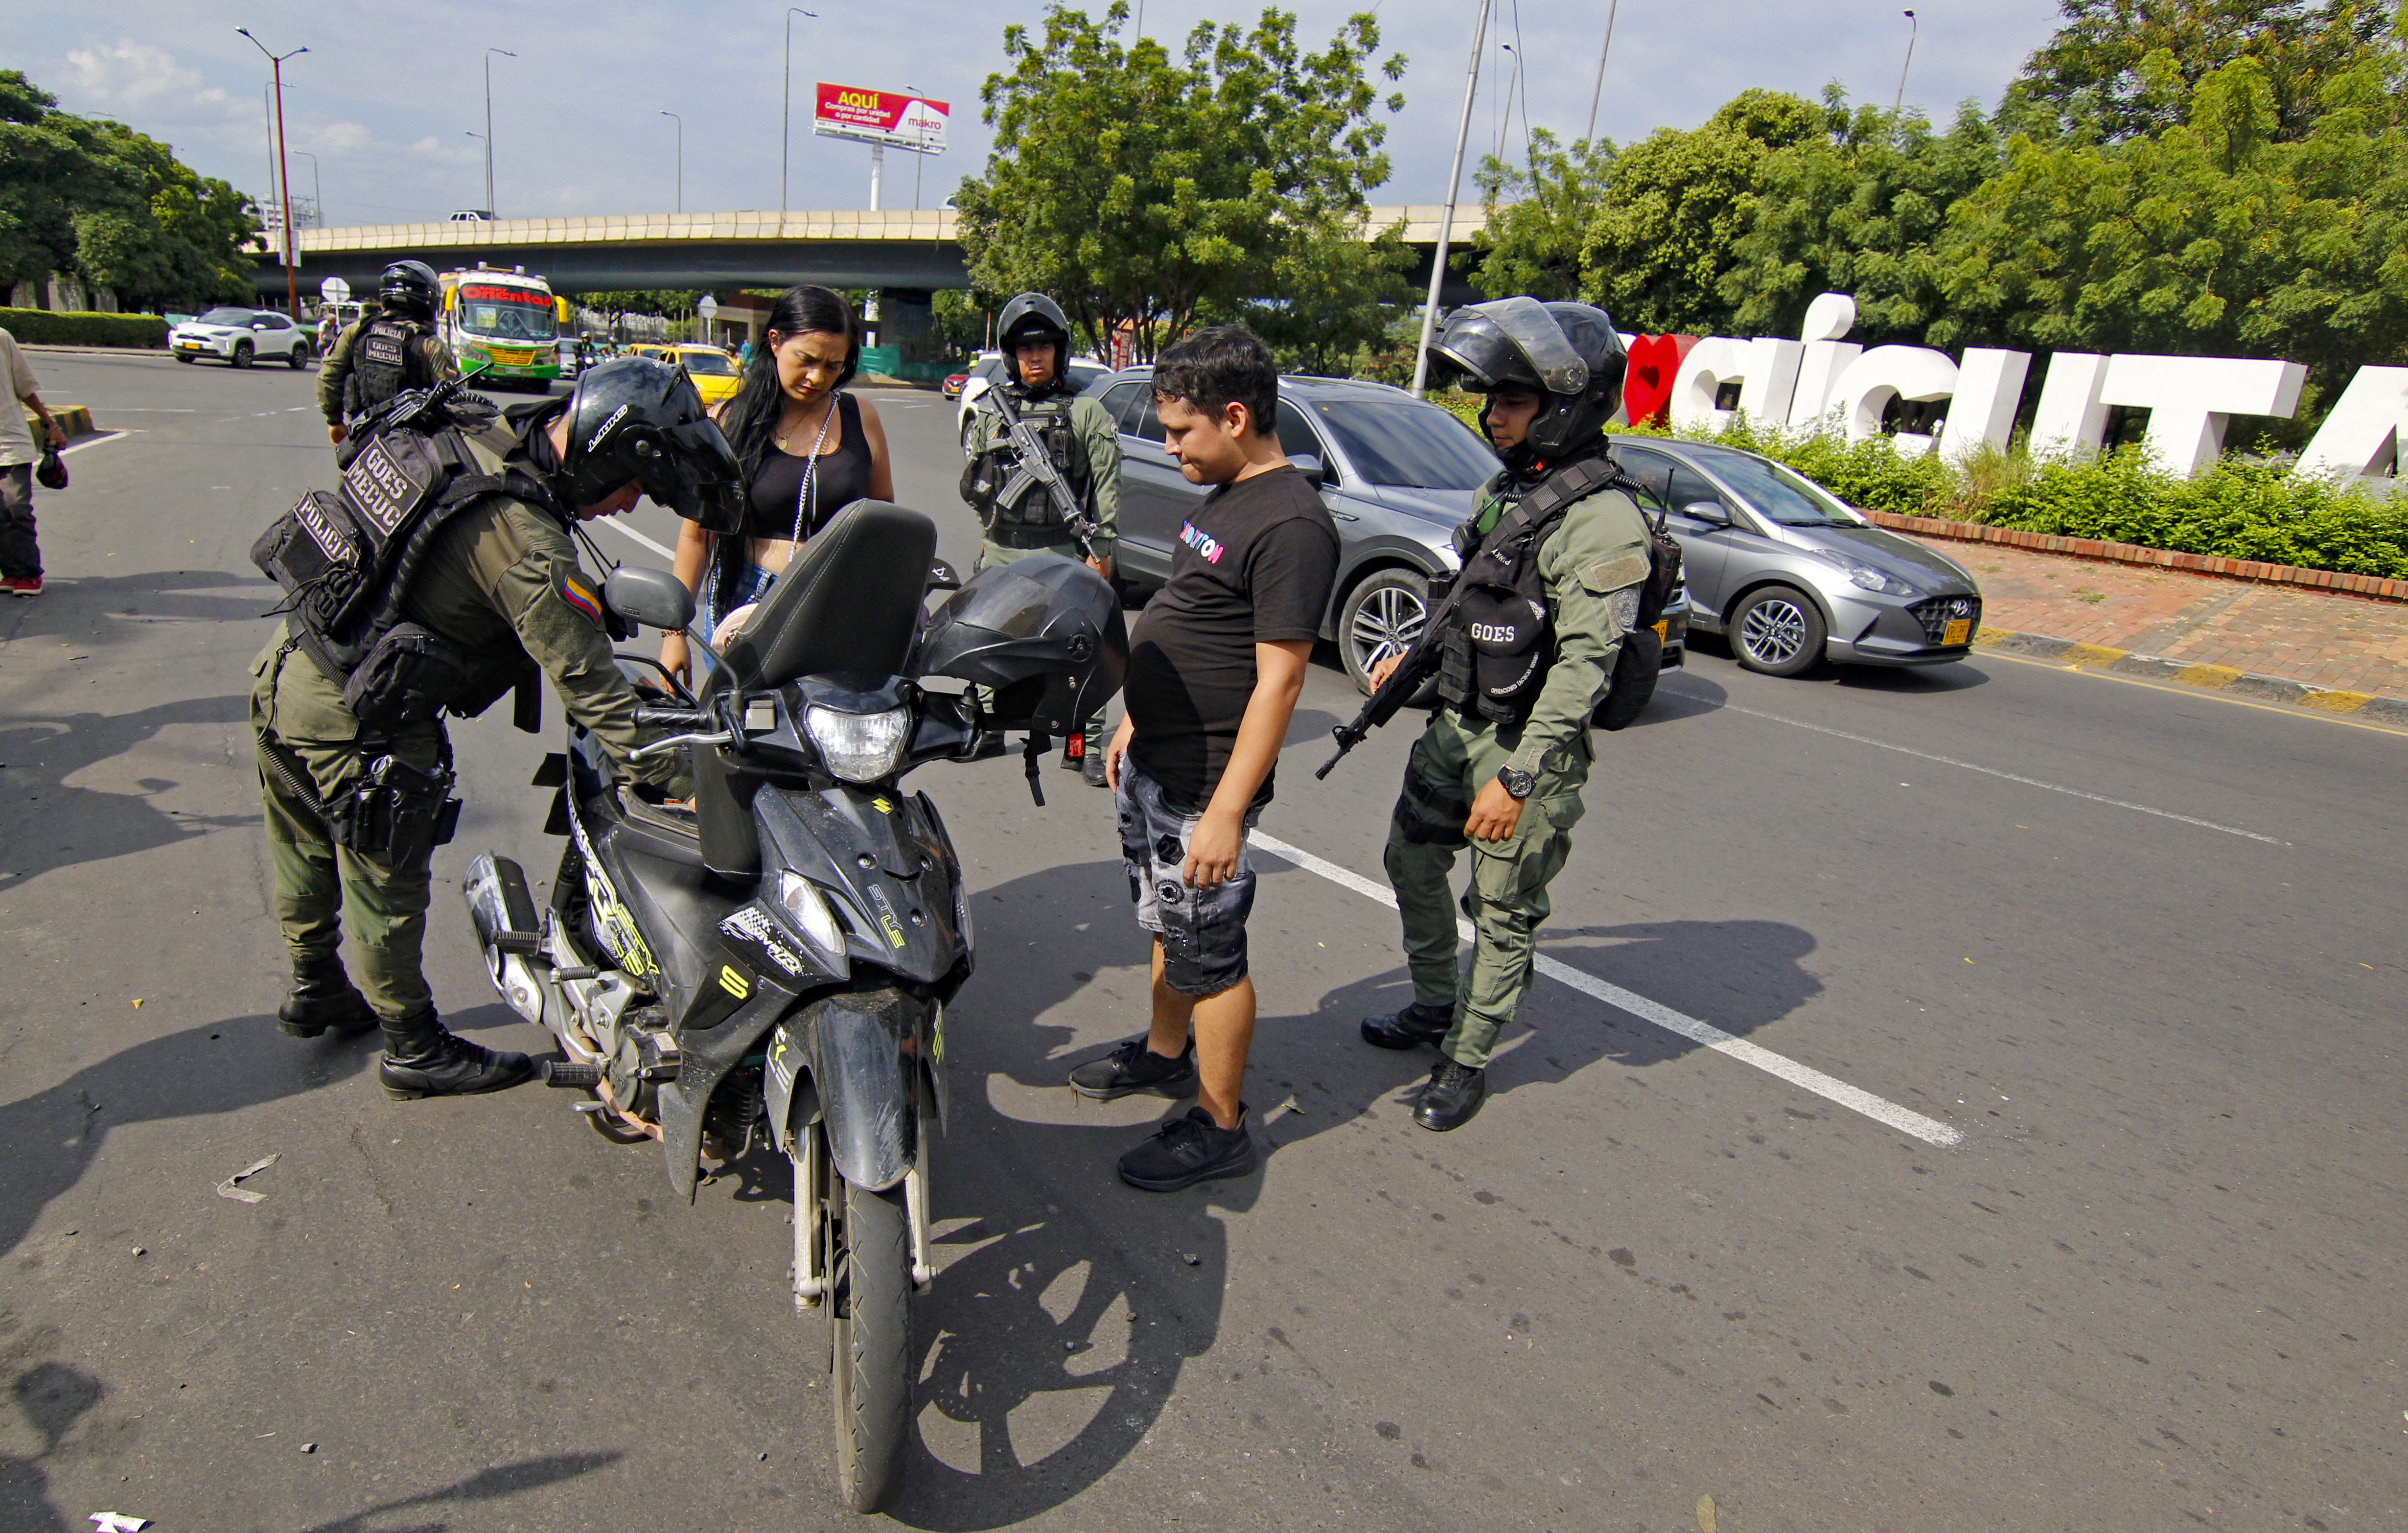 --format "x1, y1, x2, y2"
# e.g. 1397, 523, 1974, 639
560, 576, 604, 627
